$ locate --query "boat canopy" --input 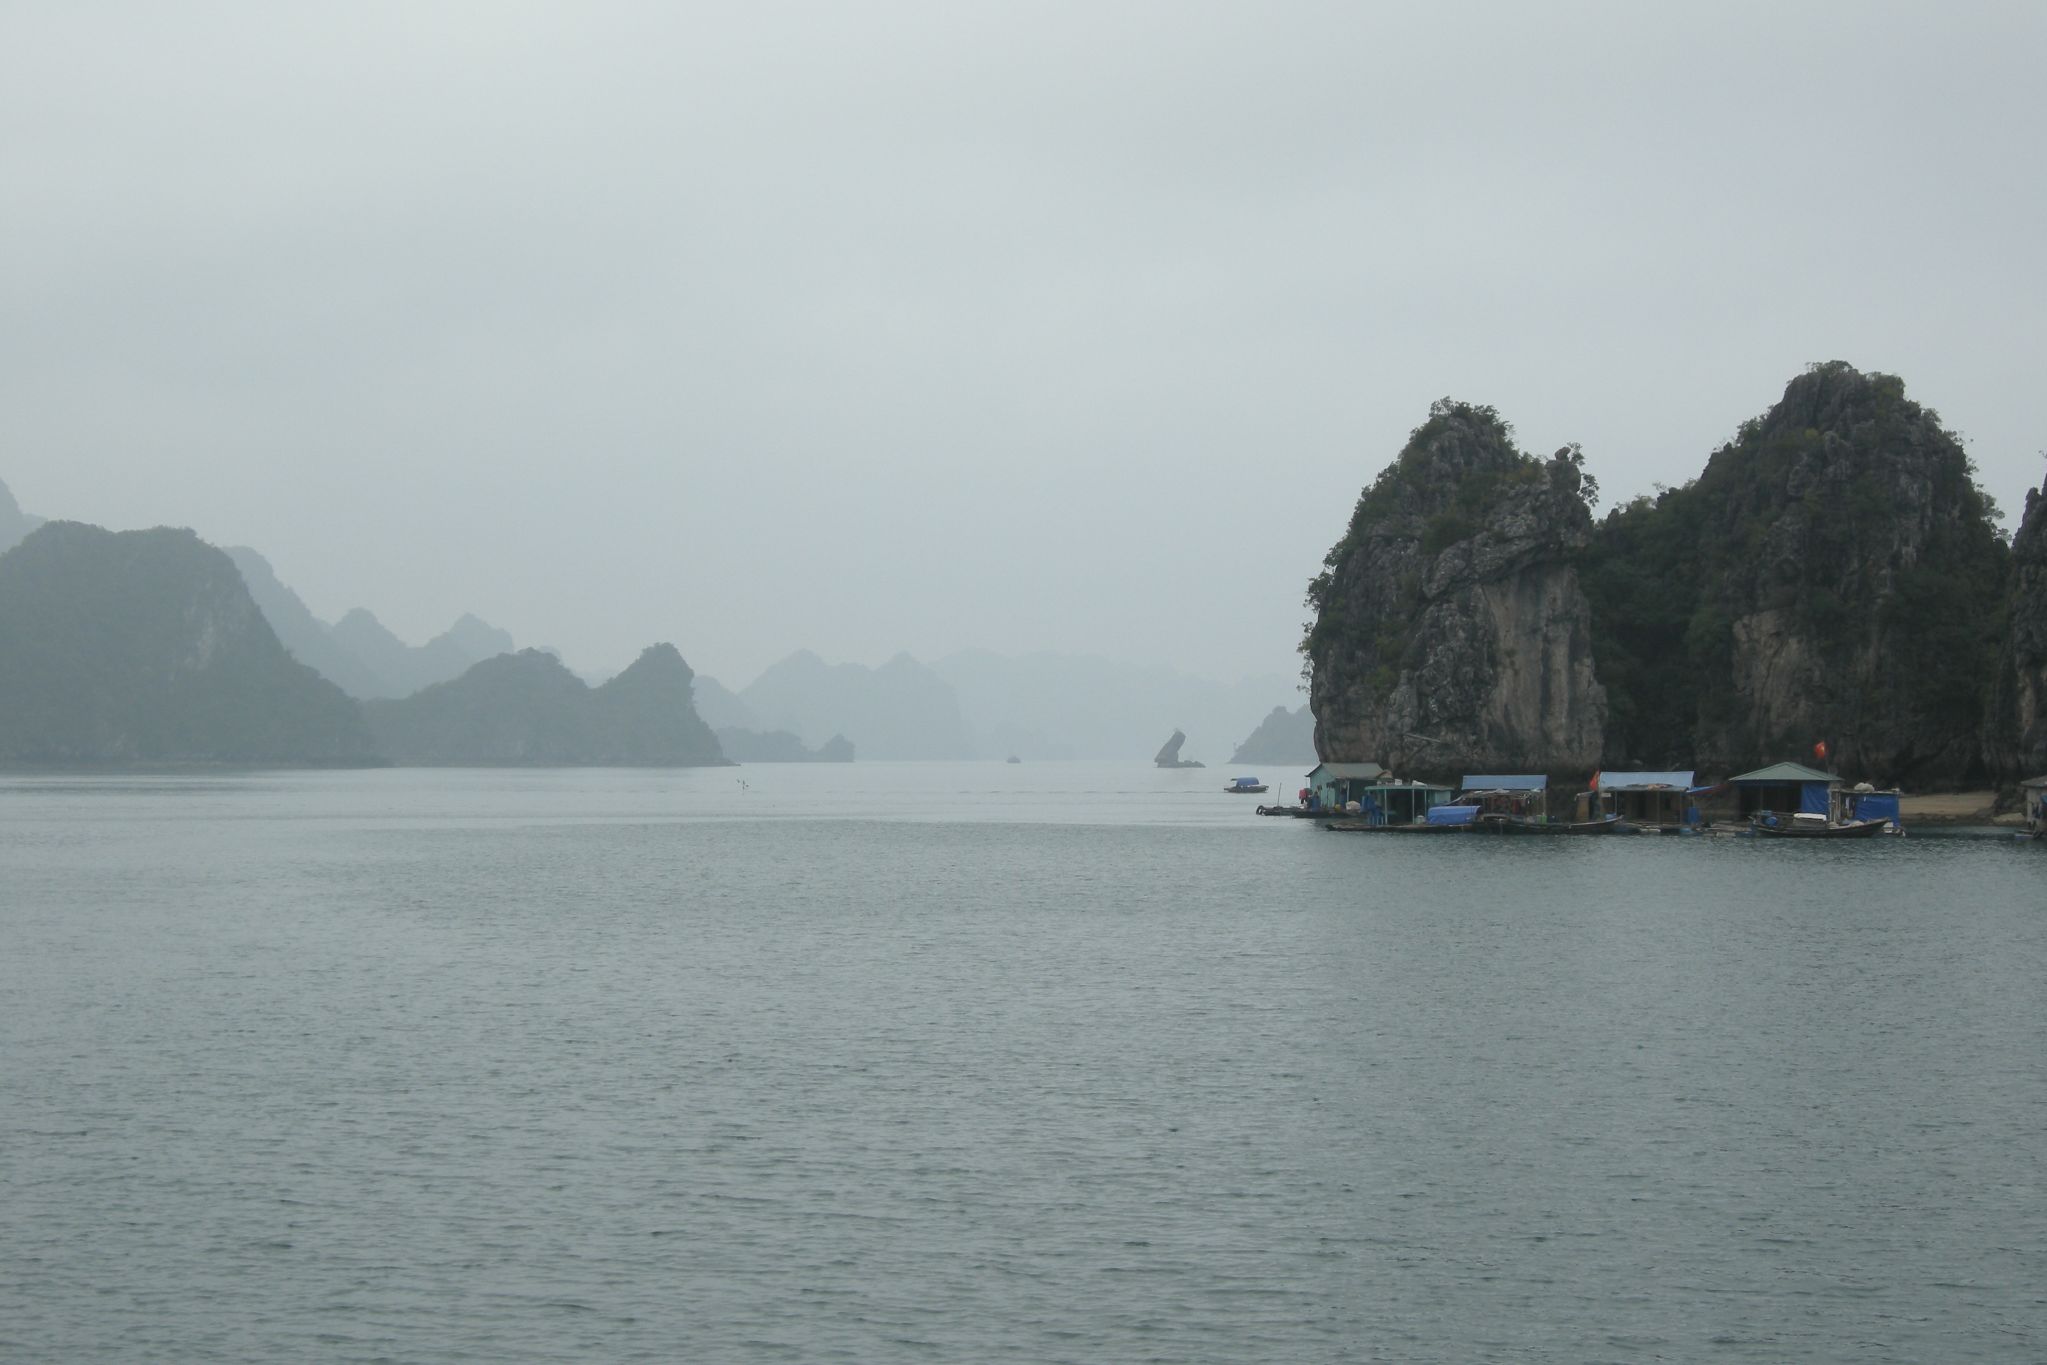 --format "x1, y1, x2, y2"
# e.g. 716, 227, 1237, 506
1425, 804, 1479, 826
1459, 774, 1546, 791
